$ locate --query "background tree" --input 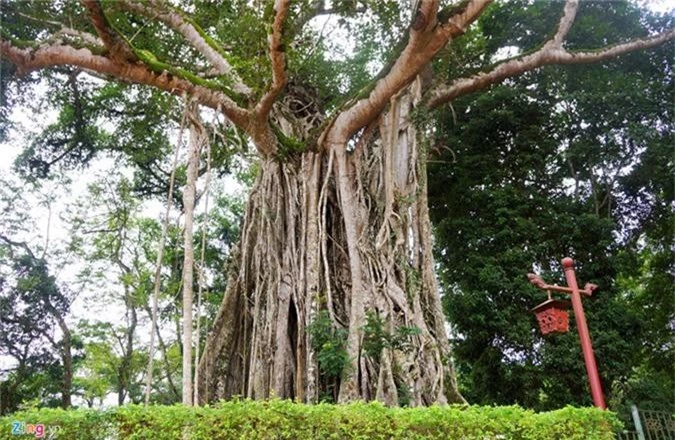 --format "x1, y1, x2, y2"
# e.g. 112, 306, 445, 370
75, 320, 147, 406
1, 0, 672, 406
67, 175, 154, 405
428, 1, 672, 413
0, 177, 79, 412
0, 238, 76, 411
